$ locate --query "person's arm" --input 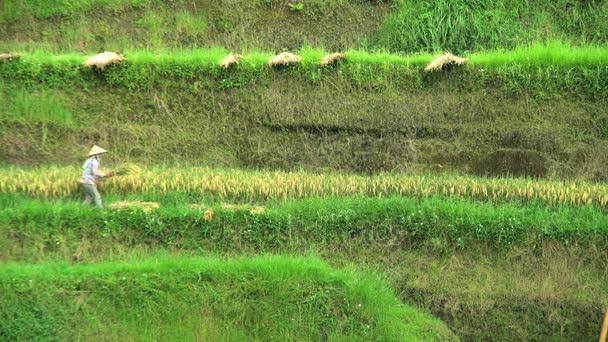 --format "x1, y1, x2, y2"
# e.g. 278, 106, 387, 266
92, 159, 112, 177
